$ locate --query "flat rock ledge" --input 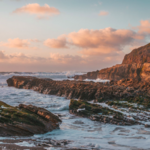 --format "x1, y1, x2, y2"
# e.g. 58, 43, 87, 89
0, 101, 61, 136
7, 76, 150, 101
69, 99, 141, 126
